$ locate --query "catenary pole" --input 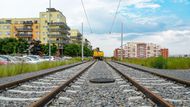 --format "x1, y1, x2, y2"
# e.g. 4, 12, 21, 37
82, 22, 84, 62
48, 0, 51, 61
121, 22, 123, 61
